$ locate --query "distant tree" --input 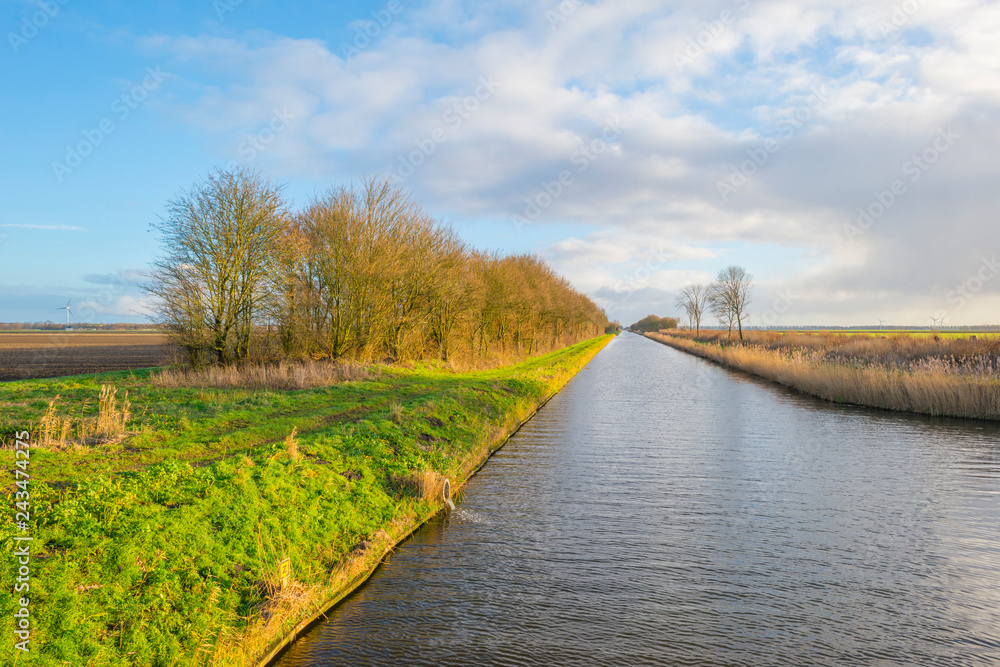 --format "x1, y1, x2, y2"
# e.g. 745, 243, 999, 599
709, 266, 753, 340
708, 286, 734, 338
147, 167, 287, 366
629, 314, 678, 333
675, 283, 710, 335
